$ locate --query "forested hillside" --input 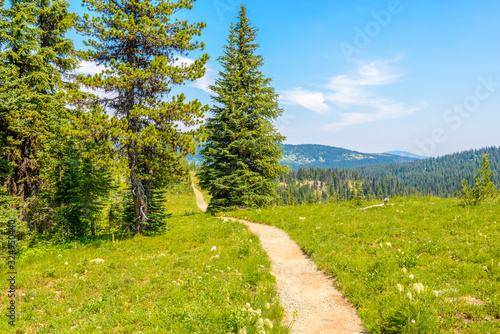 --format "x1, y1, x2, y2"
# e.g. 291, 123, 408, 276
189, 143, 417, 168
358, 146, 500, 197
275, 147, 500, 205
280, 144, 417, 168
